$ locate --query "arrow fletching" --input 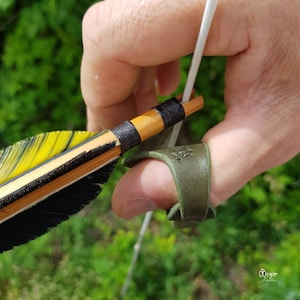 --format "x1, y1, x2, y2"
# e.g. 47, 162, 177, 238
0, 131, 97, 185
0, 96, 204, 252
